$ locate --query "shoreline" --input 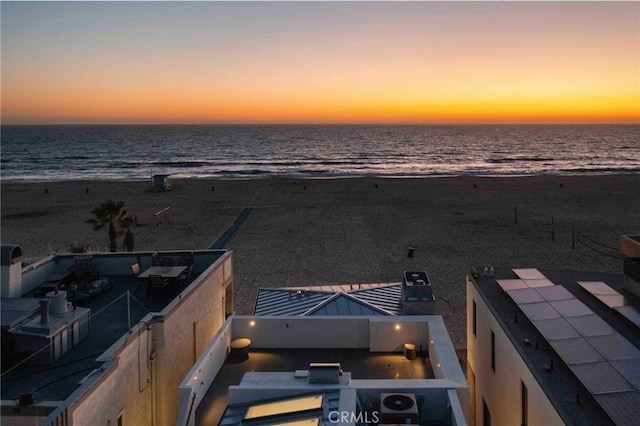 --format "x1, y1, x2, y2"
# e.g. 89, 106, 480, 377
2, 170, 639, 185
2, 173, 639, 348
